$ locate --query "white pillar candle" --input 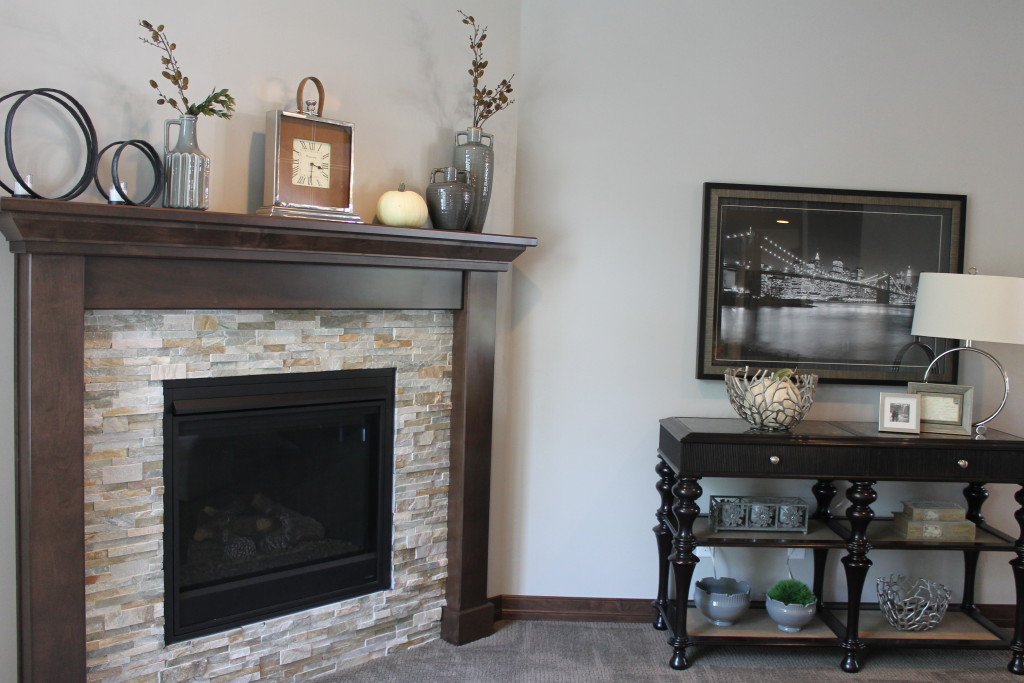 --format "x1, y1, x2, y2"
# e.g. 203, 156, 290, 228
12, 174, 32, 196
108, 181, 128, 204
